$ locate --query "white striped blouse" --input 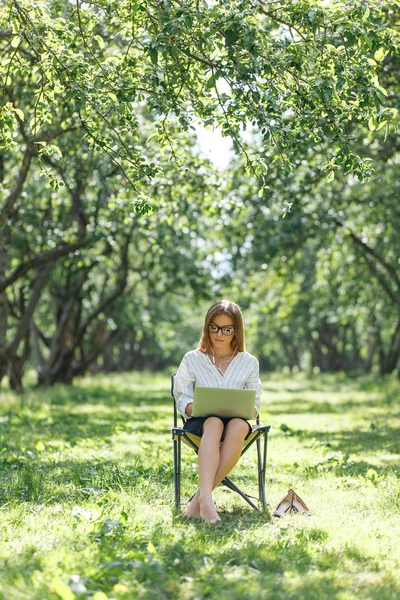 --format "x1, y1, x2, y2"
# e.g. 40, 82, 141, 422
173, 349, 262, 419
